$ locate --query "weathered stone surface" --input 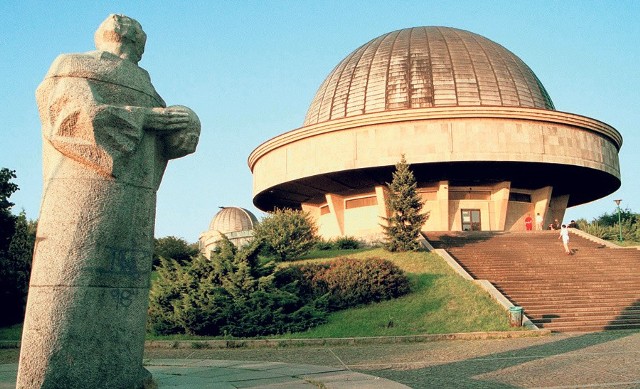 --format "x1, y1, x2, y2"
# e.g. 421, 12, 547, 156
17, 14, 200, 389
